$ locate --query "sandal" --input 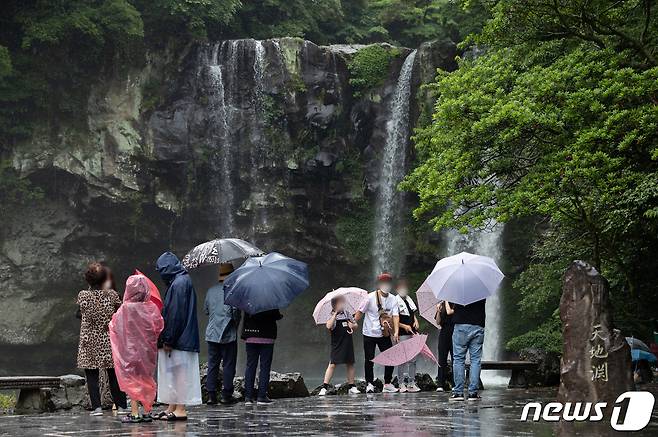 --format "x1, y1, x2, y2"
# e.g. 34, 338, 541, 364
154, 411, 169, 420
121, 414, 143, 424
165, 412, 188, 421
